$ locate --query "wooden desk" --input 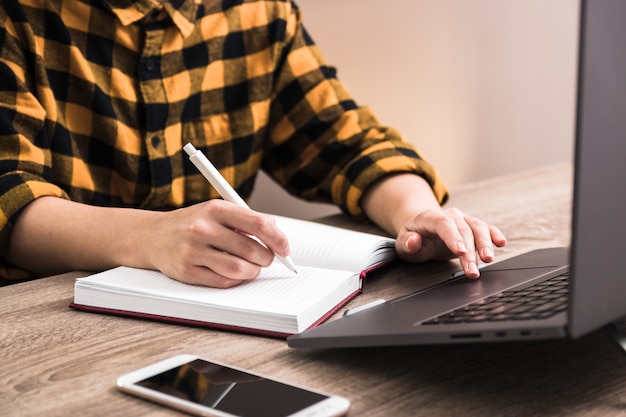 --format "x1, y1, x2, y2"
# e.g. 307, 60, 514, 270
3, 164, 626, 417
